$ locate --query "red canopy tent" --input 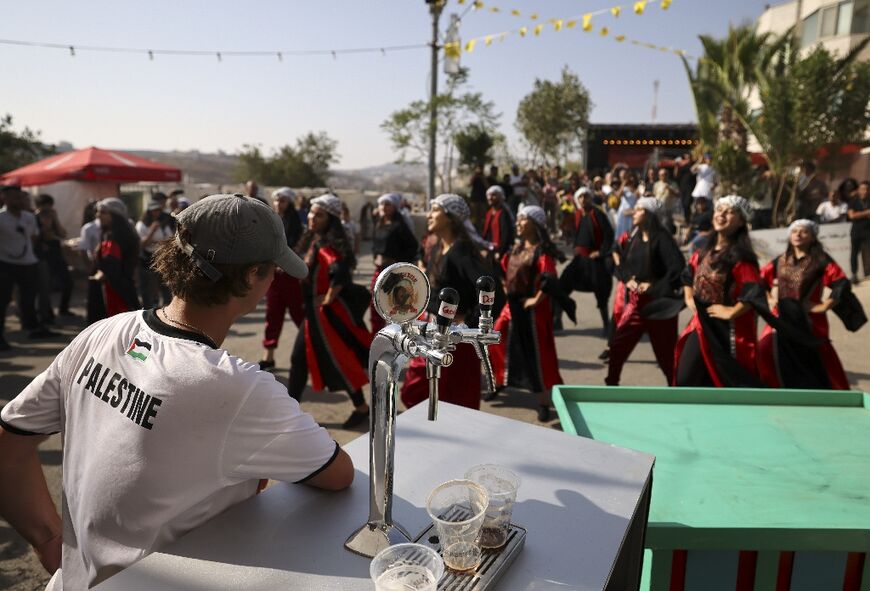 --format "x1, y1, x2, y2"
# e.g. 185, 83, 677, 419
0, 146, 181, 186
